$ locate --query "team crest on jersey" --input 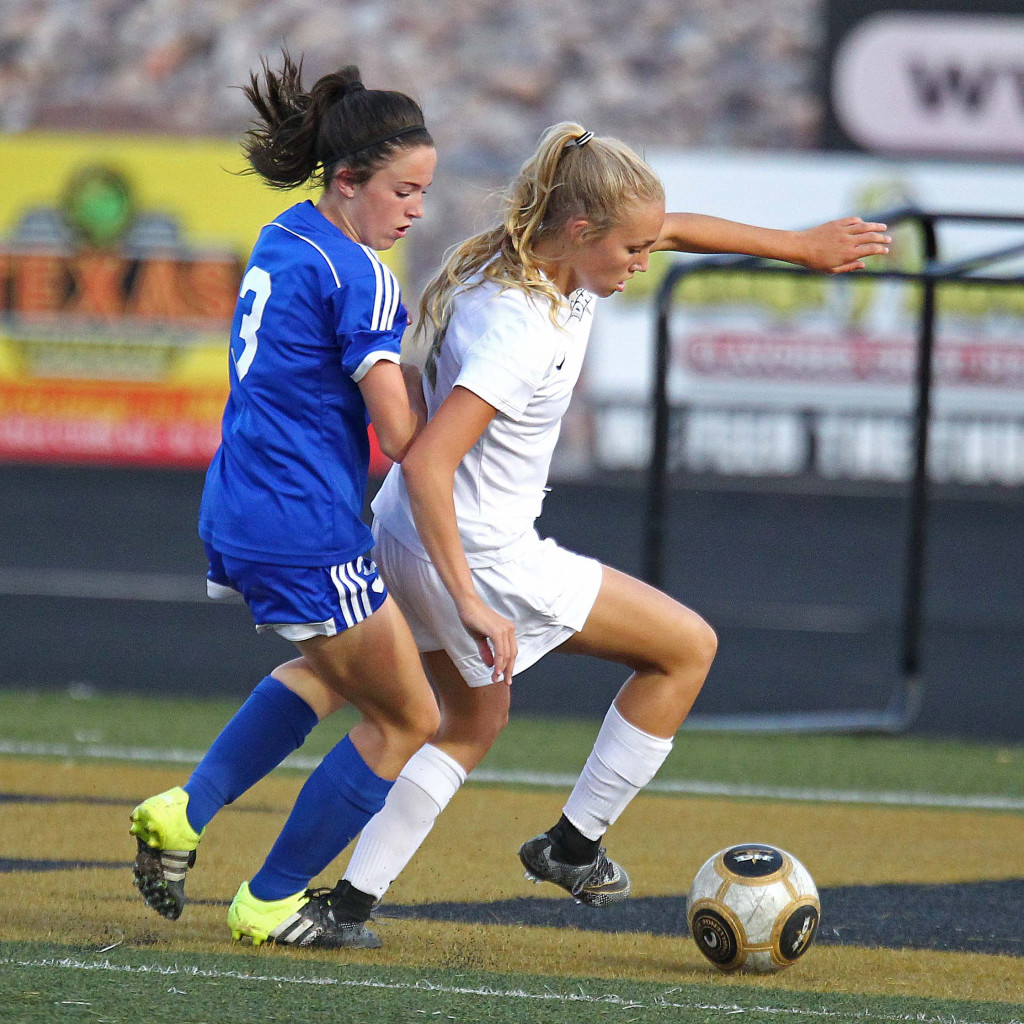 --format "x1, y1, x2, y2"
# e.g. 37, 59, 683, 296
567, 290, 593, 322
